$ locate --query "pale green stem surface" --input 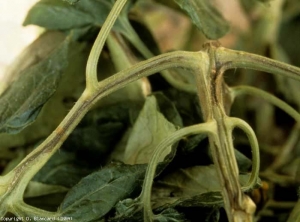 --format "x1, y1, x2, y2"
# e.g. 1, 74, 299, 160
225, 117, 260, 191
231, 85, 300, 123
86, 0, 128, 92
216, 47, 300, 81
140, 122, 216, 222
230, 85, 300, 189
123, 20, 197, 93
